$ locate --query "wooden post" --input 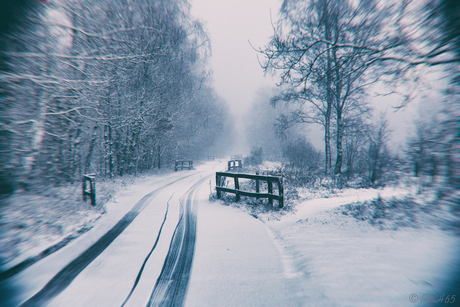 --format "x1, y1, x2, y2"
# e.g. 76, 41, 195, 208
255, 171, 259, 199
267, 180, 273, 205
216, 173, 221, 198
82, 176, 86, 201
82, 175, 96, 206
234, 176, 240, 202
90, 179, 96, 207
278, 178, 284, 208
